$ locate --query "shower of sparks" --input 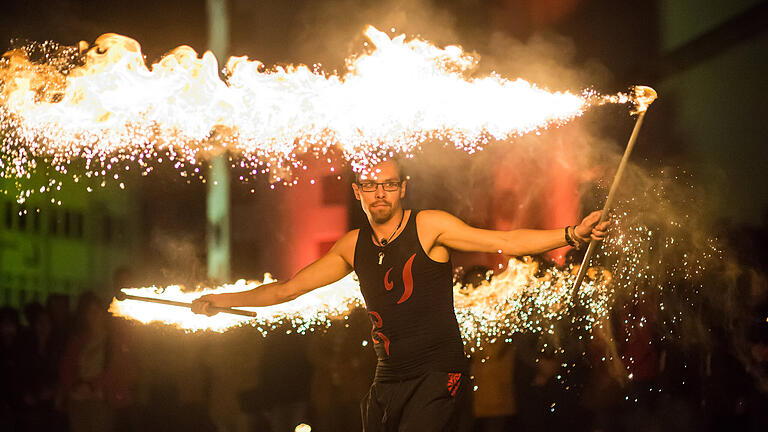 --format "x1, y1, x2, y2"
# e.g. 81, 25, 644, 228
109, 178, 723, 357
110, 257, 611, 345
580, 173, 724, 391
454, 257, 611, 348
1, 26, 634, 201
